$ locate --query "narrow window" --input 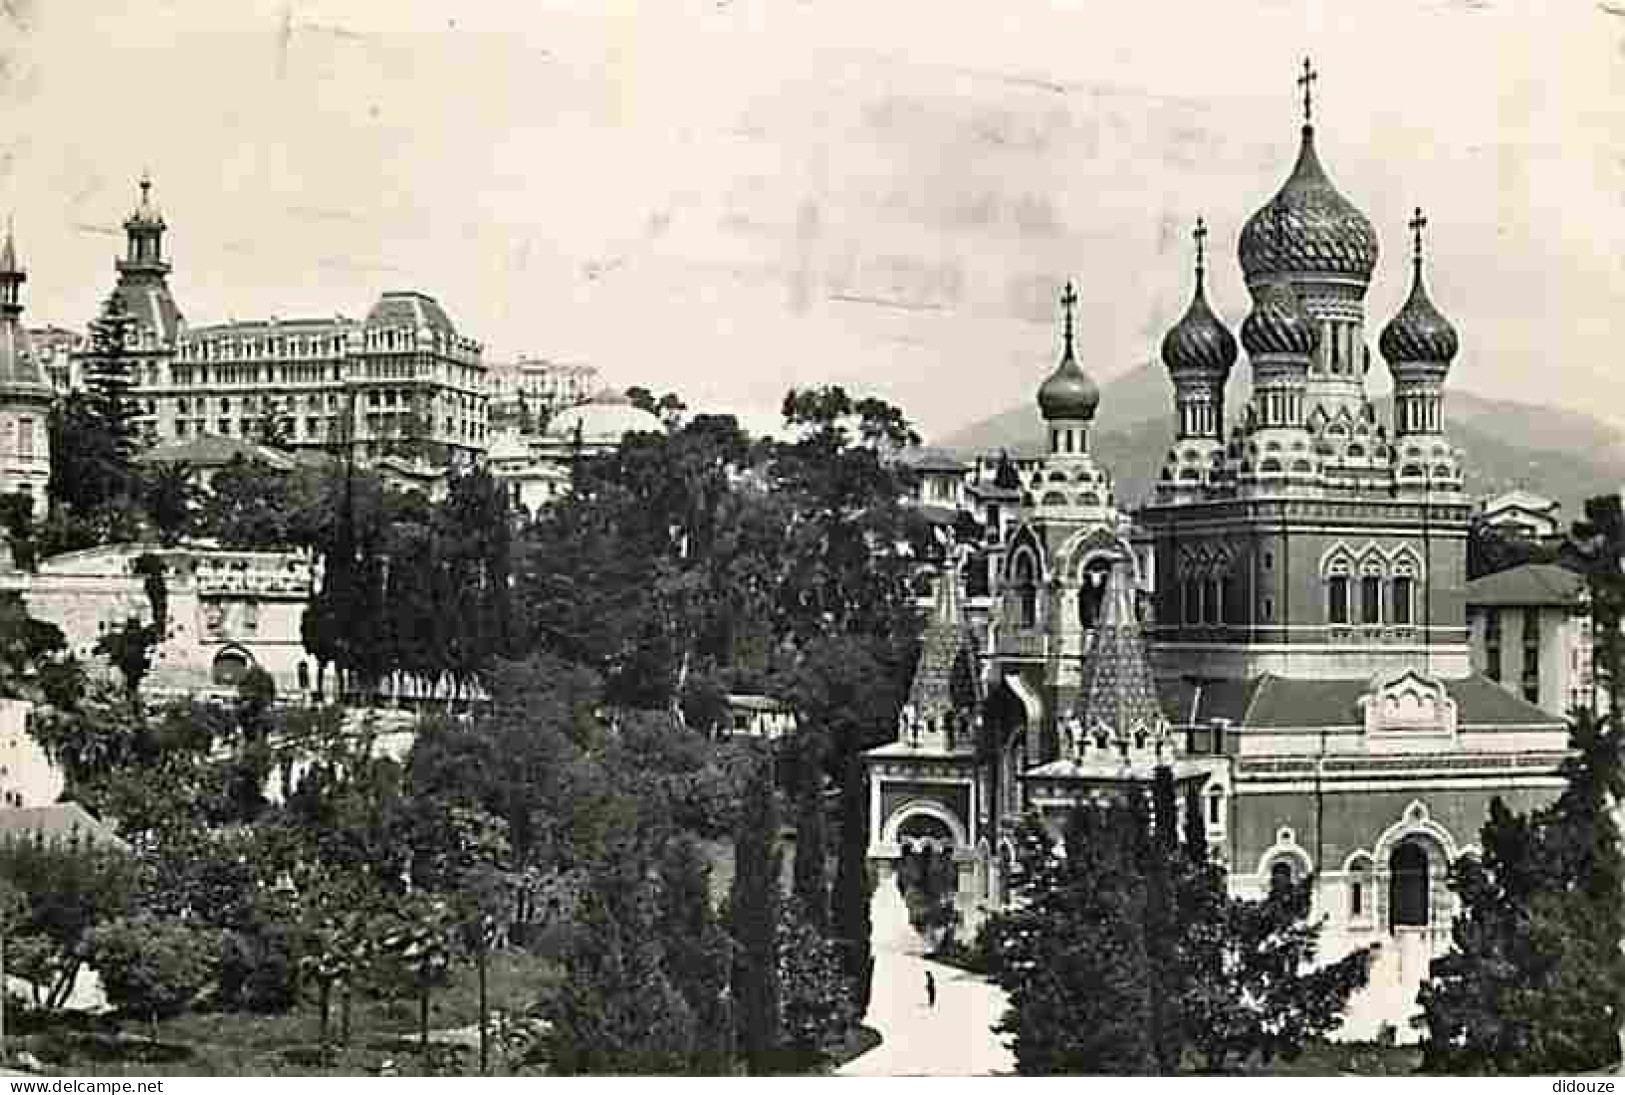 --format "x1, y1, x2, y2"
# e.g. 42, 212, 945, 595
1361, 575, 1382, 624
1328, 575, 1350, 625
1392, 575, 1414, 626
